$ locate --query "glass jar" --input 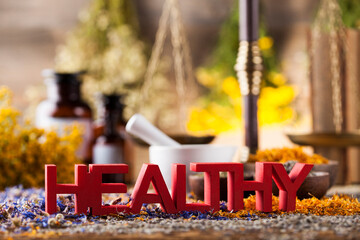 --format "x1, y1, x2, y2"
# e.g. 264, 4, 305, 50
35, 70, 93, 163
